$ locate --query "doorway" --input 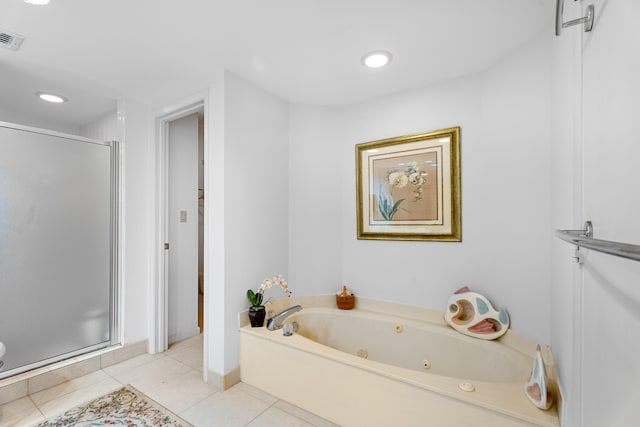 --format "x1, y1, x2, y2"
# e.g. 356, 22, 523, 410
166, 110, 204, 345
153, 94, 207, 355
